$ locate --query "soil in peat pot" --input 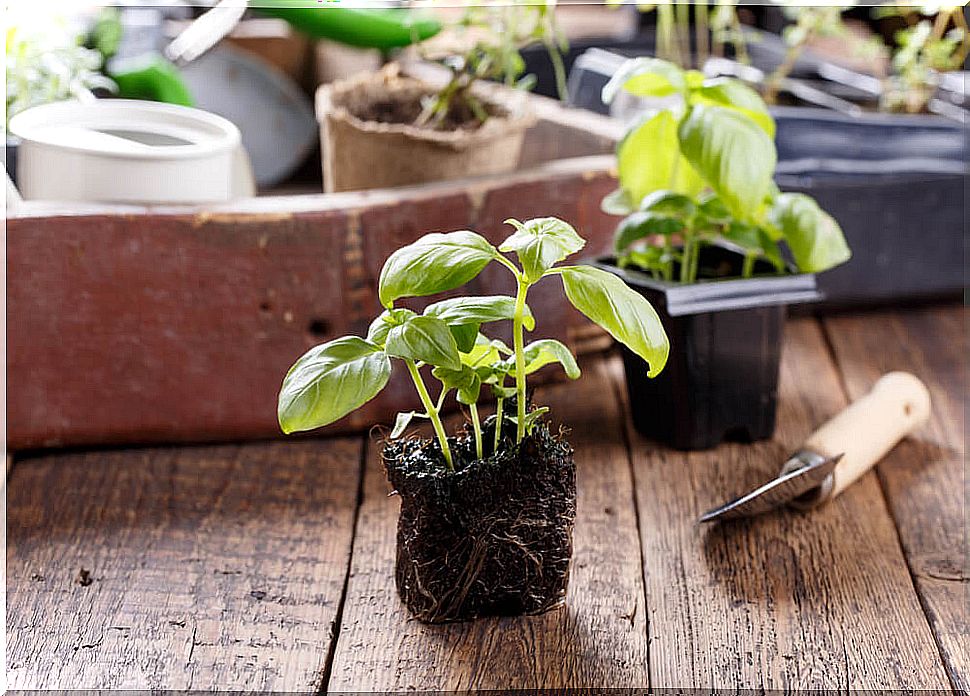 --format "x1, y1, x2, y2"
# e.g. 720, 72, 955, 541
342, 83, 508, 132
382, 409, 576, 624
